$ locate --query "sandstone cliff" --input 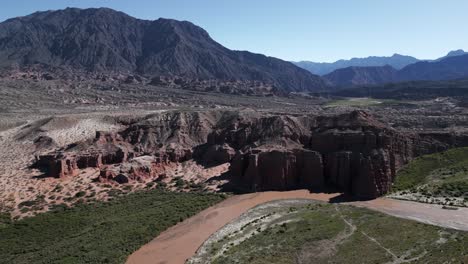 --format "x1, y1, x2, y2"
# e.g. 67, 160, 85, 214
32, 110, 468, 199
